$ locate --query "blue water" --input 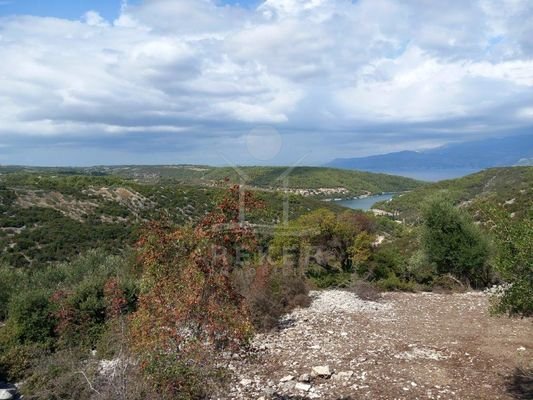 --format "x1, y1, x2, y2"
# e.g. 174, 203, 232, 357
335, 193, 395, 210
